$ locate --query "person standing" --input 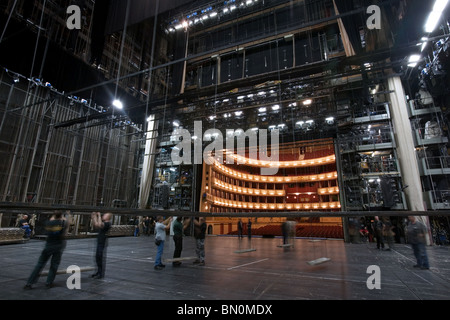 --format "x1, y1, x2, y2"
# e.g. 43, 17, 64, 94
24, 210, 70, 289
406, 216, 430, 270
91, 212, 112, 279
373, 216, 385, 250
382, 217, 395, 250
172, 216, 191, 266
154, 216, 172, 270
237, 219, 243, 239
19, 214, 32, 239
282, 221, 289, 245
134, 217, 140, 237
143, 217, 150, 236
247, 219, 252, 239
193, 217, 207, 266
